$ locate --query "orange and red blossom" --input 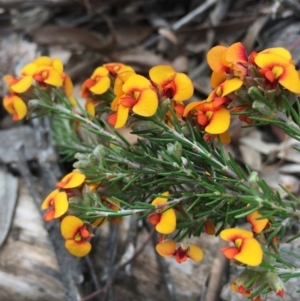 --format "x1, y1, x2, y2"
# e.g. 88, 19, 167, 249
246, 211, 269, 234
61, 215, 92, 257
20, 61, 63, 87
220, 228, 263, 266
41, 189, 69, 221
81, 66, 110, 97
148, 191, 176, 234
149, 65, 193, 101
183, 100, 230, 135
108, 74, 158, 129
4, 75, 33, 94
103, 62, 134, 78
254, 52, 300, 94
156, 240, 203, 263
56, 171, 86, 189
206, 78, 243, 106
207, 42, 248, 85
3, 94, 27, 121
